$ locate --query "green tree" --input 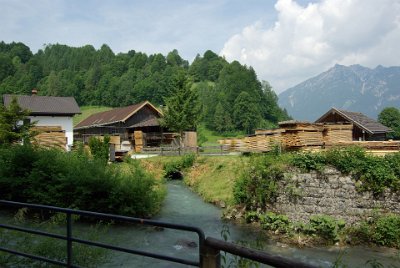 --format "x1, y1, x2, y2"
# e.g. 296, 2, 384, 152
0, 97, 36, 145
161, 71, 200, 141
233, 91, 262, 134
378, 107, 400, 139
